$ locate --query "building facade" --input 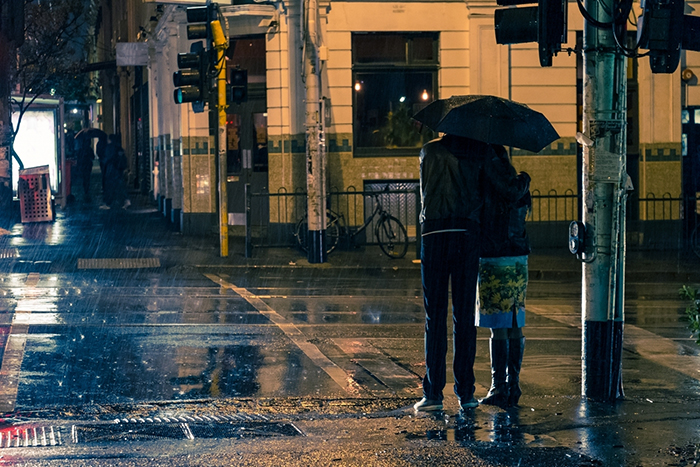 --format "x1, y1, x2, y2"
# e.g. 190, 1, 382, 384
104, 0, 700, 240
